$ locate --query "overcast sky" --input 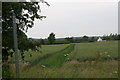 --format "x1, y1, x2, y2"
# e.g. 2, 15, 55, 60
26, 0, 118, 39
